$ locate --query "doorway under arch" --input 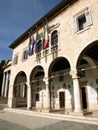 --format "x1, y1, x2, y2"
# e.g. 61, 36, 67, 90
76, 40, 98, 110
48, 57, 73, 110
